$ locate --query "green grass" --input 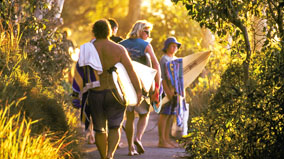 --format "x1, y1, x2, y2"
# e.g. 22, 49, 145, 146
0, 105, 70, 159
